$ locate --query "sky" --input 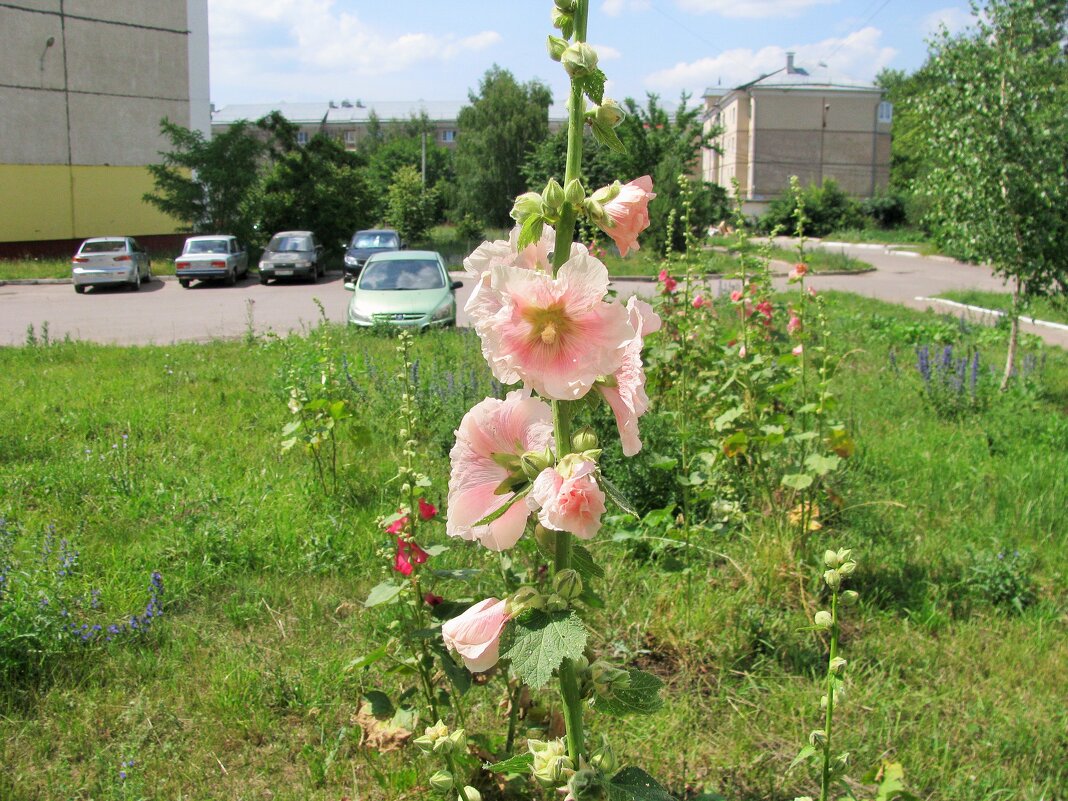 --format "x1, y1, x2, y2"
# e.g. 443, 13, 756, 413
208, 0, 976, 110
